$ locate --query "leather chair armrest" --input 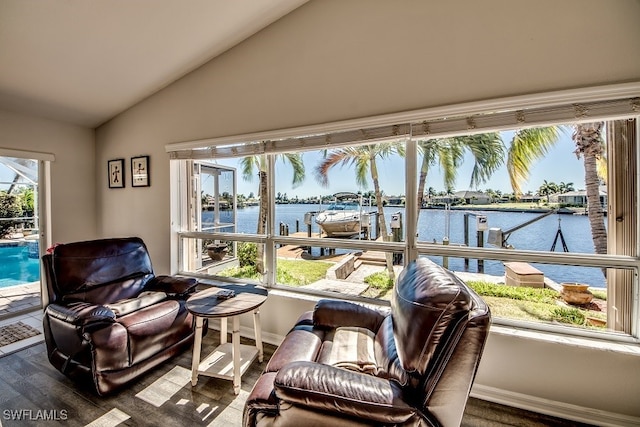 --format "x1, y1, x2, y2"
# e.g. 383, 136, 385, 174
313, 299, 389, 331
145, 275, 197, 297
274, 361, 415, 424
46, 302, 116, 328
